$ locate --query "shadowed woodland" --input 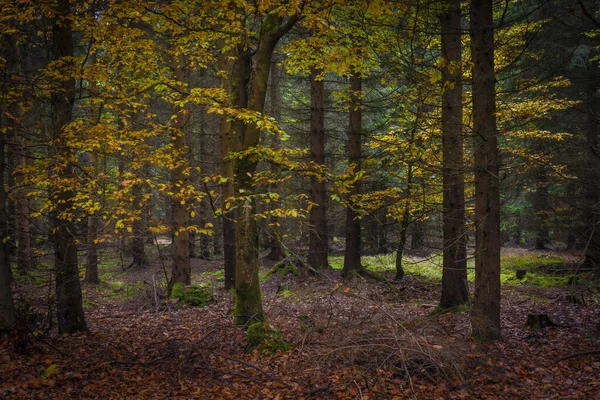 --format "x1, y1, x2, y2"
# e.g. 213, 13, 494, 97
1, 0, 599, 398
